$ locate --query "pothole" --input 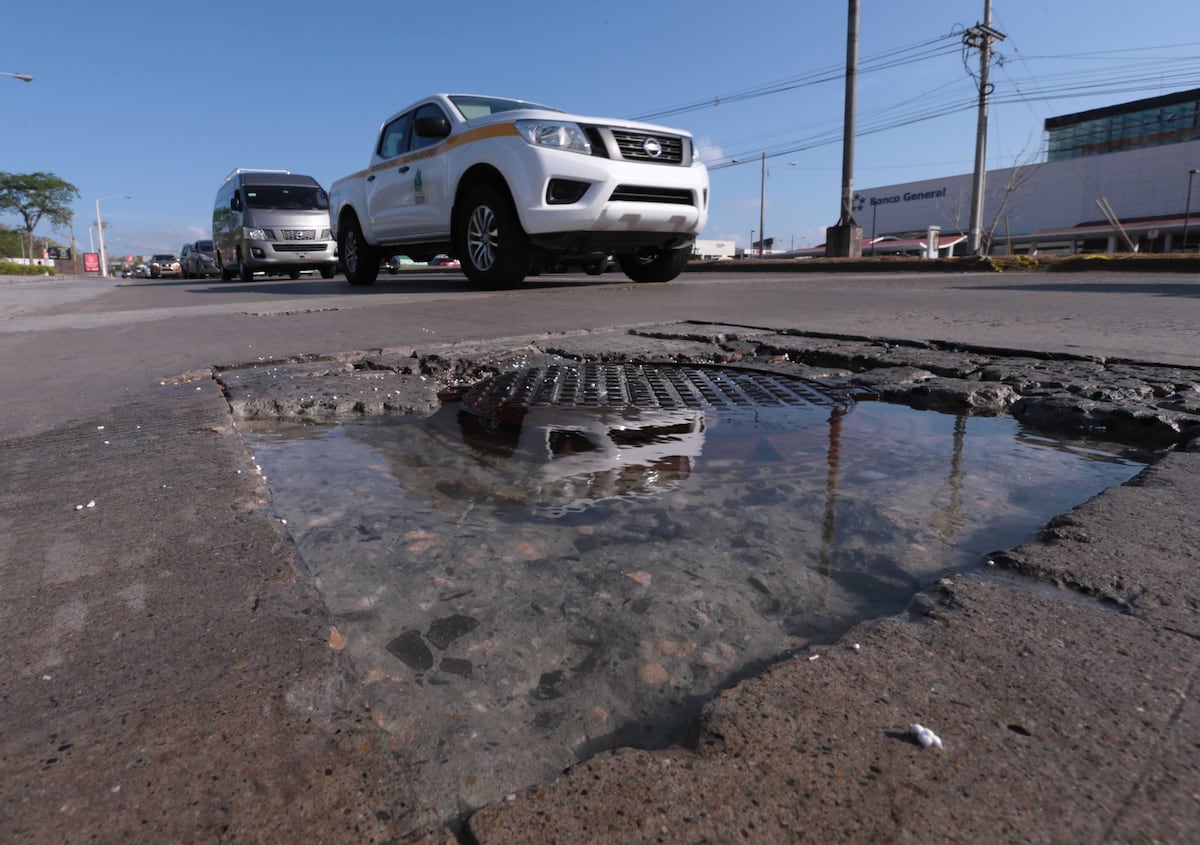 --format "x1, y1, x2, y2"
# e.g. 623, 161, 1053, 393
241, 362, 1151, 819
